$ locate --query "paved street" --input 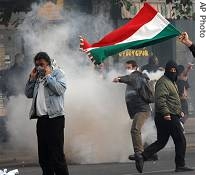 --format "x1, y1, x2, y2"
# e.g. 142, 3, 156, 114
0, 0, 196, 174
0, 118, 195, 175
1, 149, 194, 175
